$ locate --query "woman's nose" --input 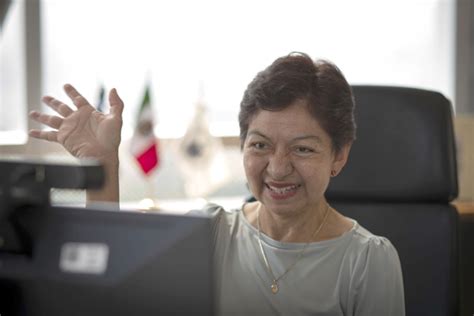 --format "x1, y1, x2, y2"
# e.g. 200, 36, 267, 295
266, 150, 293, 180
